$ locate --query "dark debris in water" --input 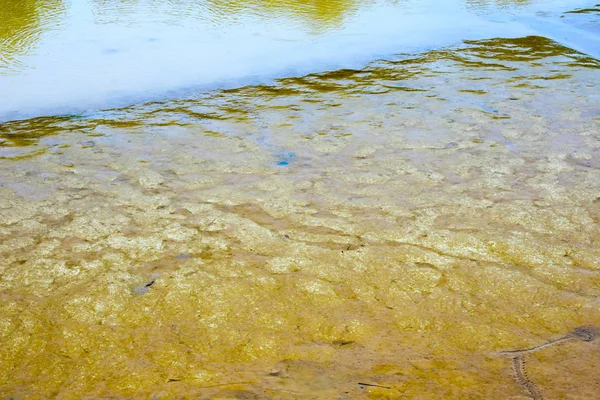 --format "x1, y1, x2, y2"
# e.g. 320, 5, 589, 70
569, 325, 600, 341
358, 382, 392, 390
133, 279, 157, 295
